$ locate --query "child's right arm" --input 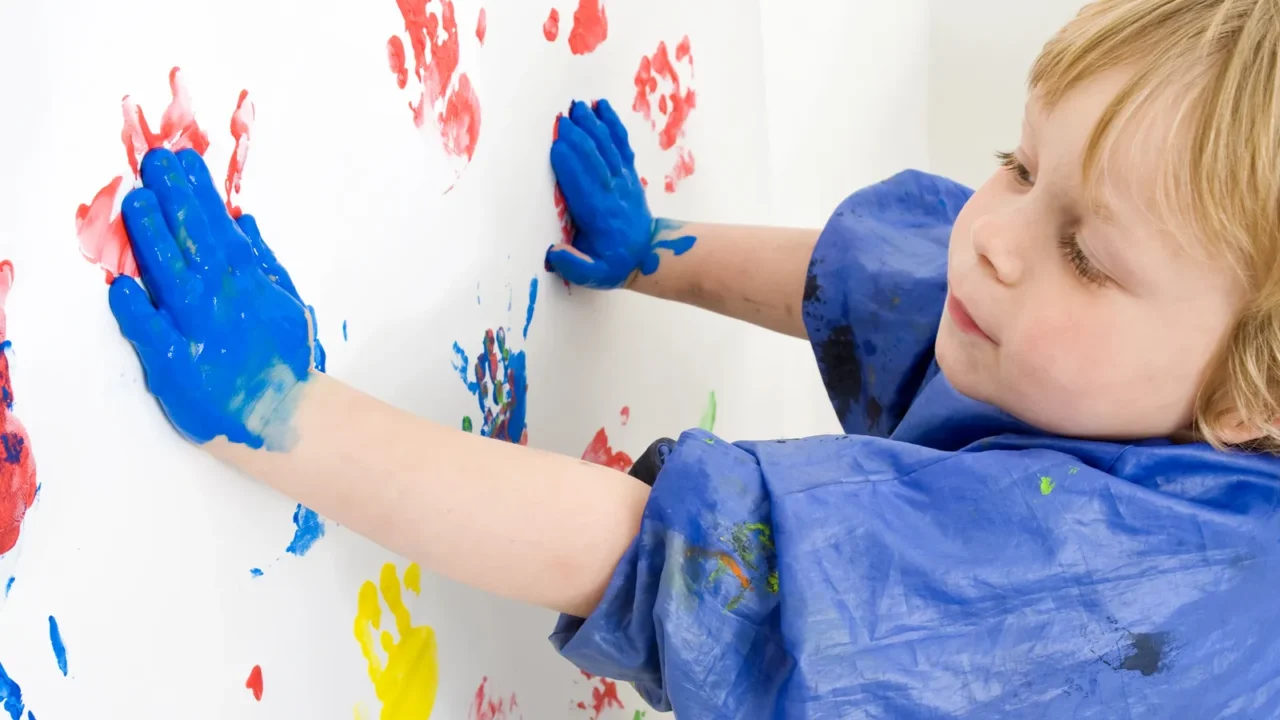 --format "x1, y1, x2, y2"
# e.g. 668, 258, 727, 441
547, 101, 819, 339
